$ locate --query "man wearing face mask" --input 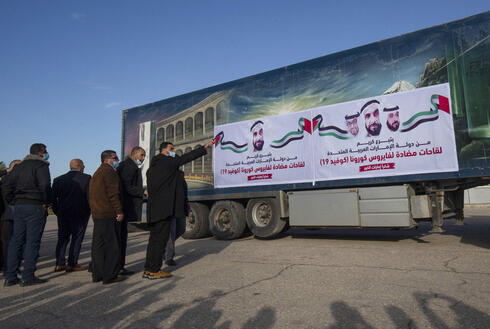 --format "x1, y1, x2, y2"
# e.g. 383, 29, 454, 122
143, 139, 213, 280
4, 143, 52, 286
116, 146, 146, 275
89, 150, 125, 284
